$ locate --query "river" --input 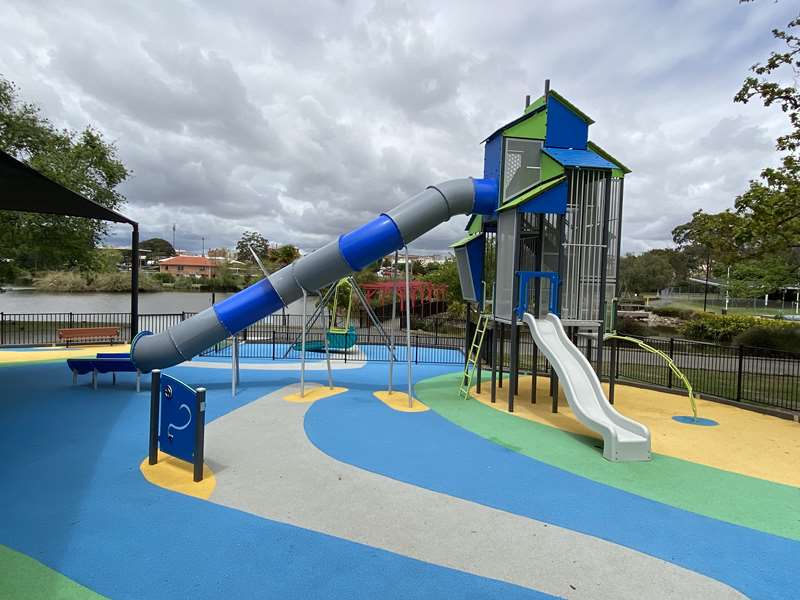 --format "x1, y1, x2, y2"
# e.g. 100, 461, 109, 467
0, 290, 313, 315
